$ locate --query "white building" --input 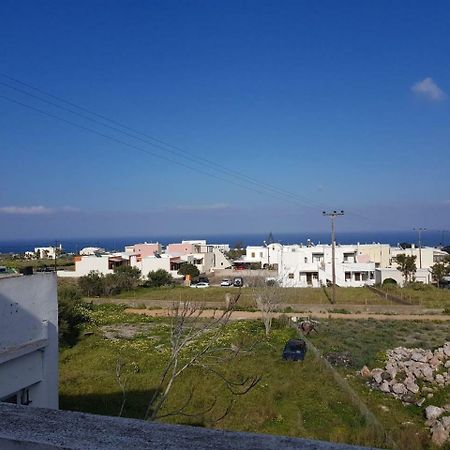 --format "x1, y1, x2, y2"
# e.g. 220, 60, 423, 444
374, 267, 432, 287
390, 245, 447, 269
0, 273, 58, 408
26, 245, 62, 260
58, 239, 232, 279
79, 246, 105, 256
277, 244, 376, 288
